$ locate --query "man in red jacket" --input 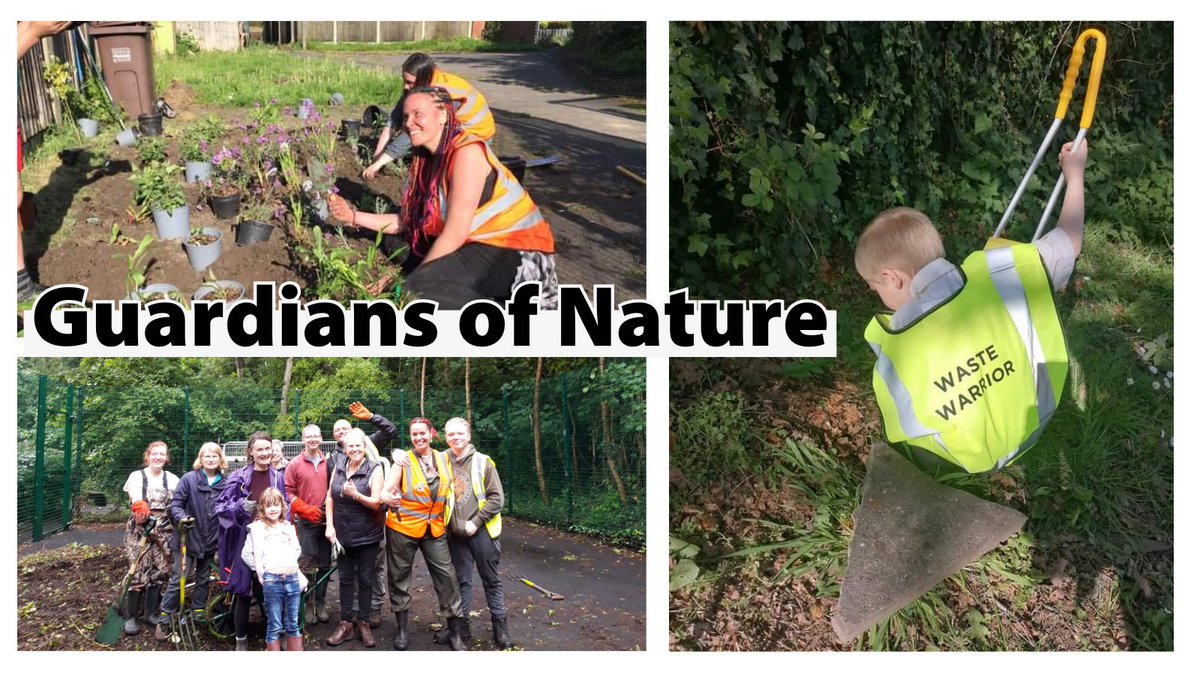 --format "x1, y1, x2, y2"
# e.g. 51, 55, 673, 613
285, 424, 332, 624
